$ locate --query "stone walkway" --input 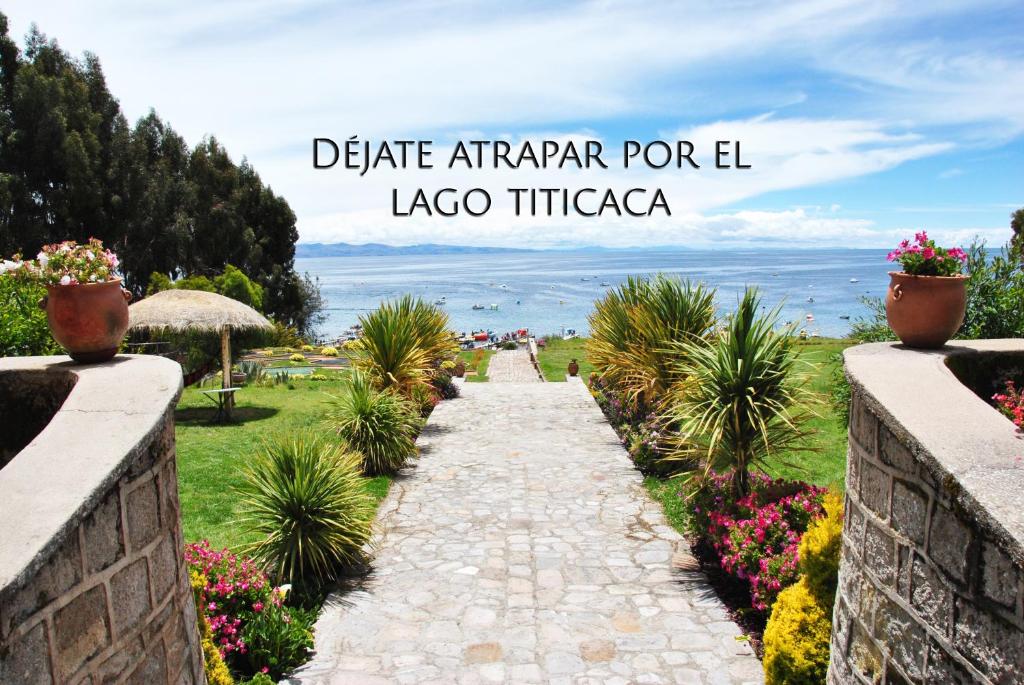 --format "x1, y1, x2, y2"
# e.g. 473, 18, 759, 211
486, 349, 542, 382
290, 380, 762, 685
